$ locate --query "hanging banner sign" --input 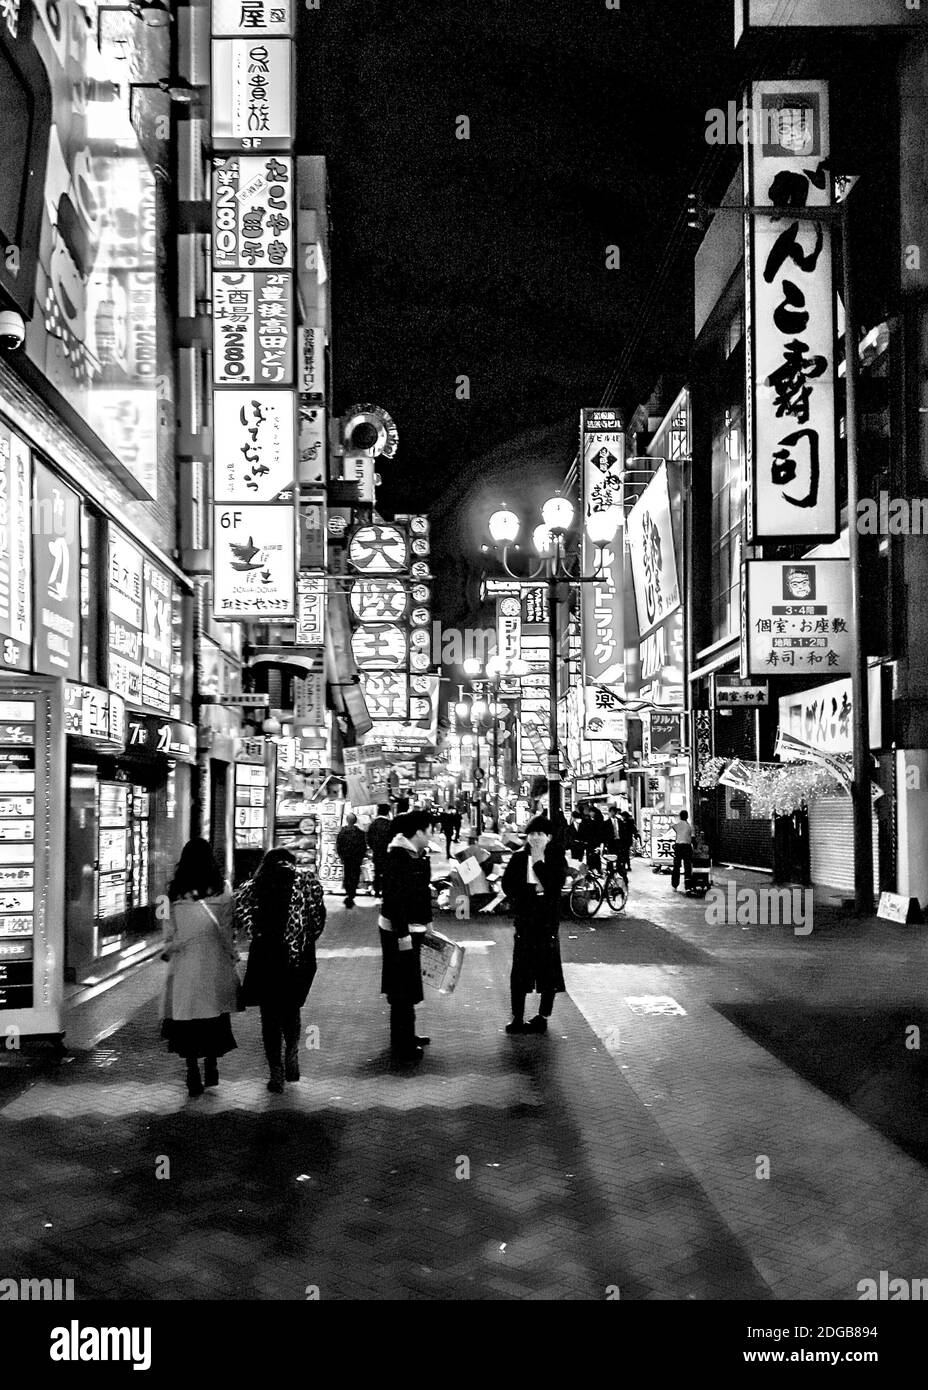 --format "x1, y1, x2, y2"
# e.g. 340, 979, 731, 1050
211, 0, 295, 36
213, 272, 294, 385
742, 559, 851, 676
213, 505, 295, 617
212, 155, 294, 270
744, 79, 838, 541
583, 686, 627, 742
496, 595, 522, 667
581, 408, 625, 704
33, 462, 81, 682
296, 574, 325, 645
213, 390, 297, 501
0, 426, 31, 673
293, 670, 325, 724
627, 463, 680, 639
211, 39, 294, 151
298, 326, 325, 397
